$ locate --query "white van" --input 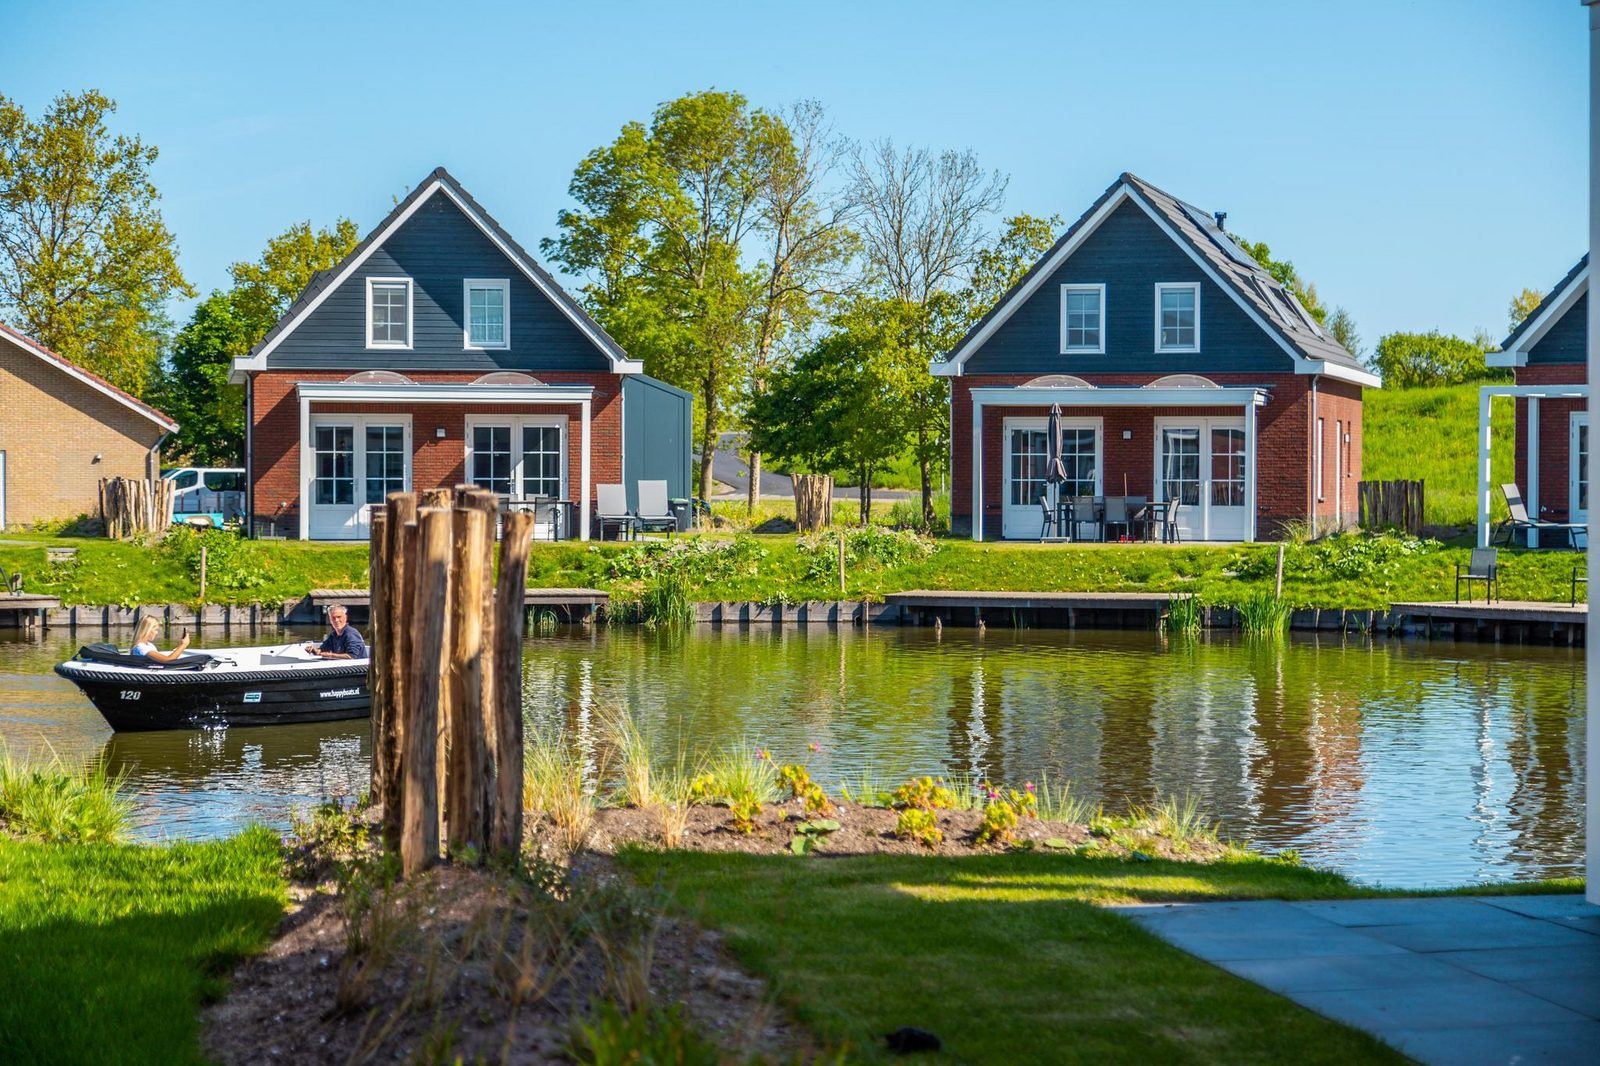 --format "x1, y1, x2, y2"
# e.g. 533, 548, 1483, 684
161, 467, 246, 528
